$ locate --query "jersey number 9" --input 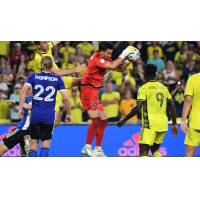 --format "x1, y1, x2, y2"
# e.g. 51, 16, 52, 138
156, 92, 164, 107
